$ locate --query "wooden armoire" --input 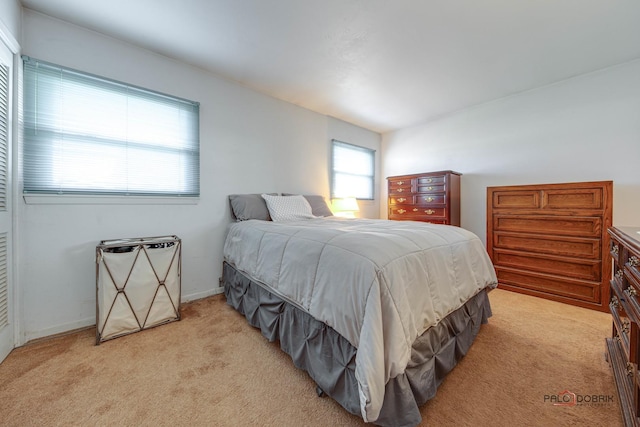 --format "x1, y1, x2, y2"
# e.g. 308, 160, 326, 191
486, 181, 613, 312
